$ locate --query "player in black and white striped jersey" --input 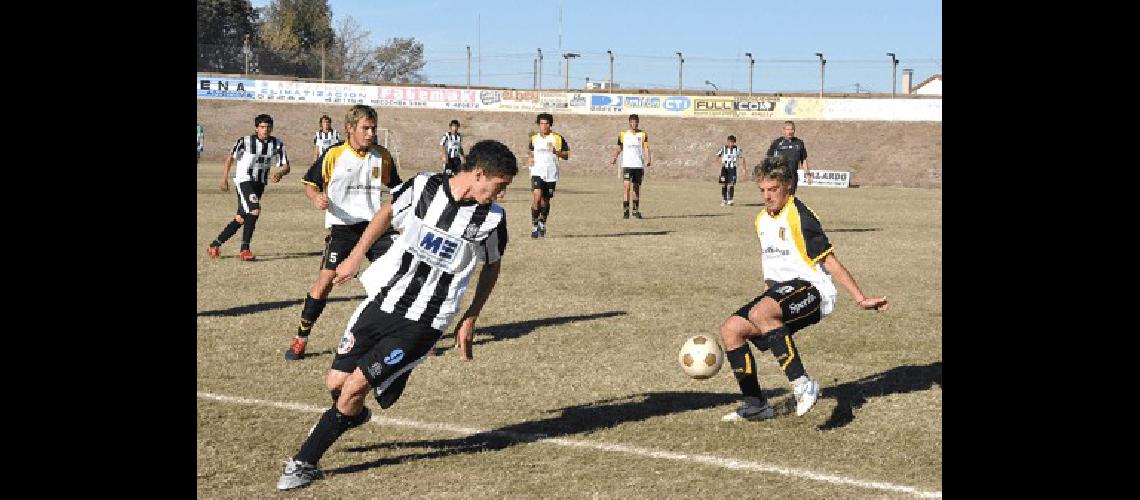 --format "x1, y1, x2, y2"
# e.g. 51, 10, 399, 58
207, 114, 290, 261
439, 119, 464, 175
277, 140, 517, 491
313, 114, 342, 162
716, 135, 746, 206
